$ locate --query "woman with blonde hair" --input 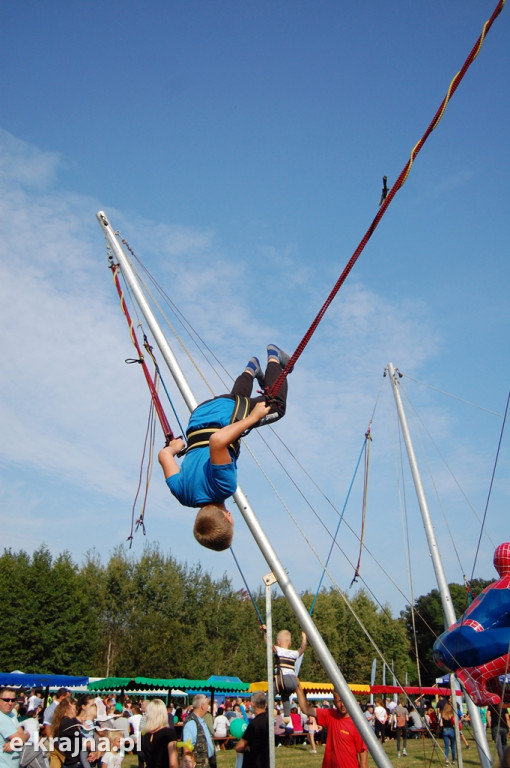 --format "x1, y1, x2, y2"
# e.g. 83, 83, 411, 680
141, 700, 177, 768
439, 701, 456, 765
